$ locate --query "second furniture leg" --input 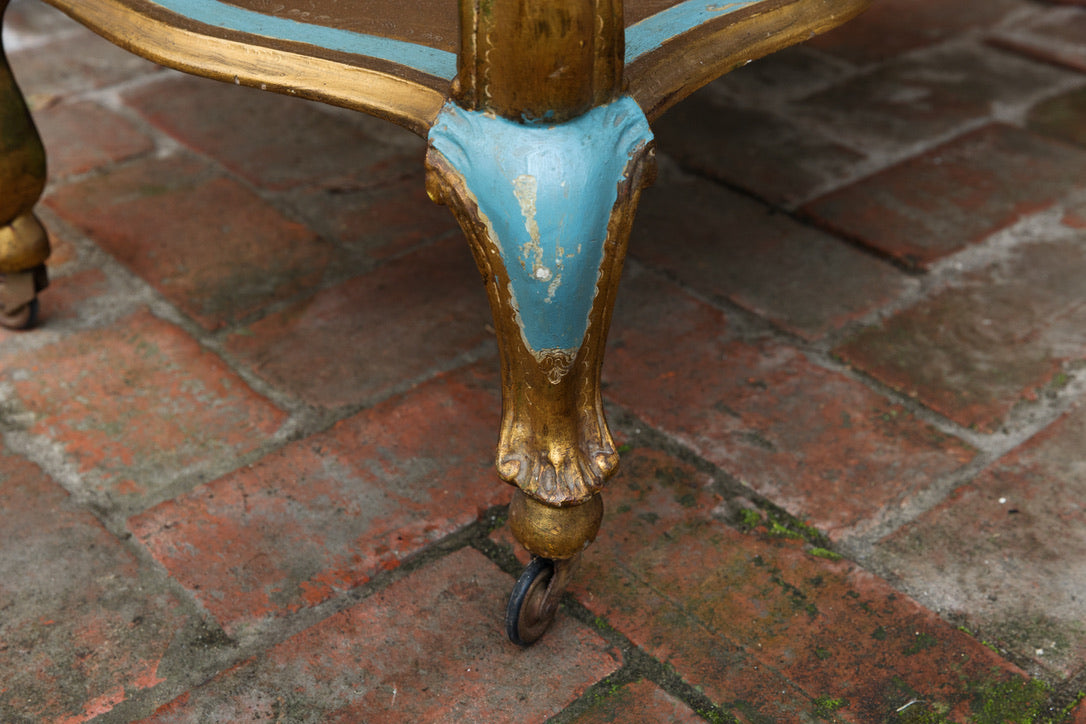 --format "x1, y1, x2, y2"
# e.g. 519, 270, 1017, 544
426, 96, 656, 644
0, 0, 49, 330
